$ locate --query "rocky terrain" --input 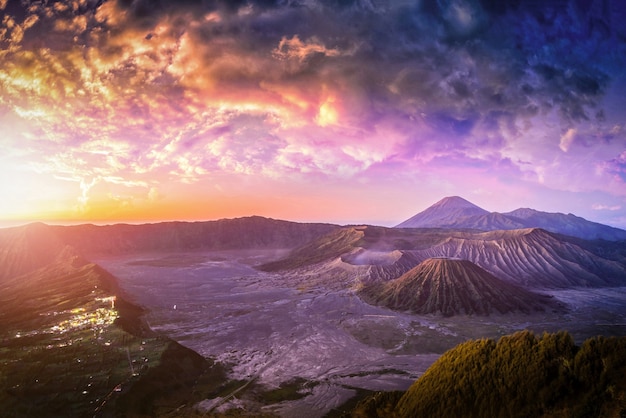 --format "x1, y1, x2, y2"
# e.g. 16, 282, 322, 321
359, 257, 562, 316
412, 228, 626, 288
263, 225, 626, 290
1, 198, 625, 416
